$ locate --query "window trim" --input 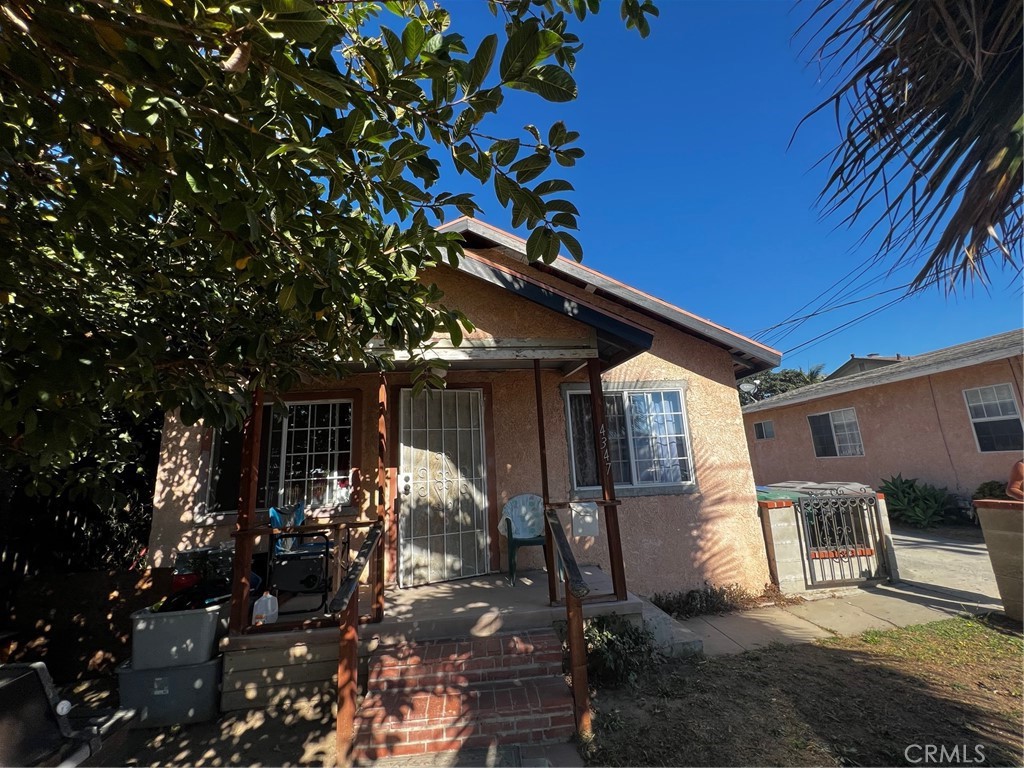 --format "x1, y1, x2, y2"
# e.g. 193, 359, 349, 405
753, 420, 775, 441
806, 407, 865, 459
193, 392, 362, 526
262, 397, 356, 511
962, 383, 1024, 454
562, 381, 697, 493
